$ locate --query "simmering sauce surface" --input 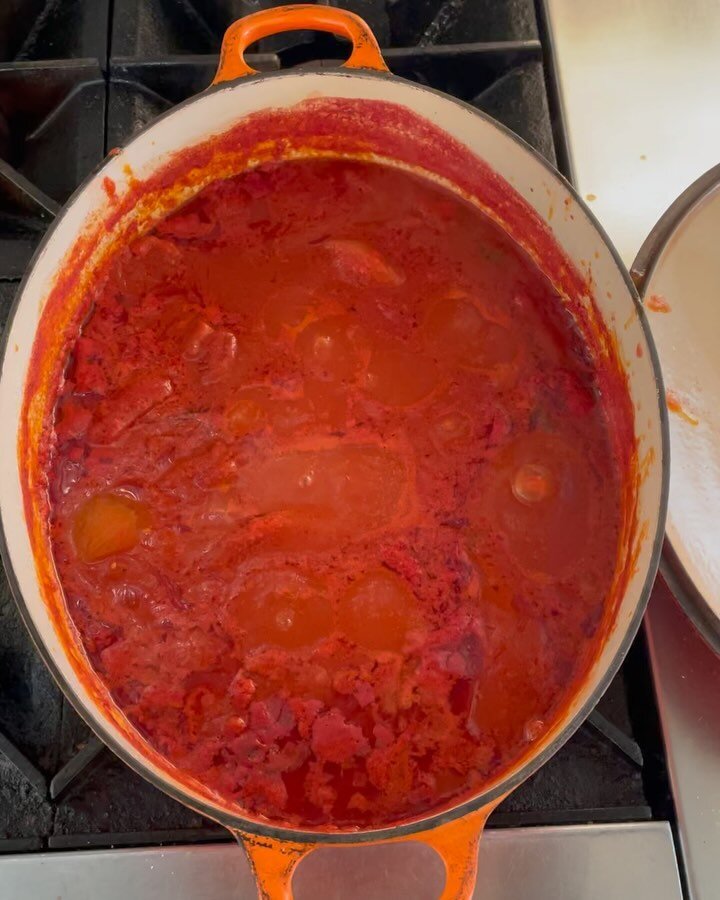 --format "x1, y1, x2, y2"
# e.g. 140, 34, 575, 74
48, 159, 622, 828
